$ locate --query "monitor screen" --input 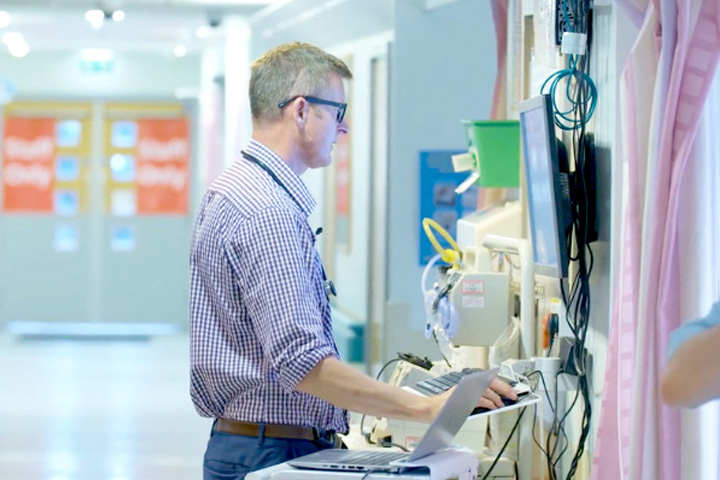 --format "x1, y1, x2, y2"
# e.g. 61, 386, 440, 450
519, 94, 570, 279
